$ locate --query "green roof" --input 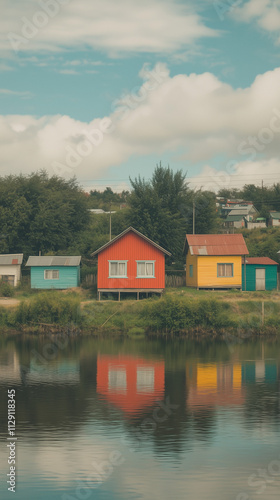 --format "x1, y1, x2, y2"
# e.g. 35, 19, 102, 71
270, 212, 280, 219
226, 215, 244, 222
